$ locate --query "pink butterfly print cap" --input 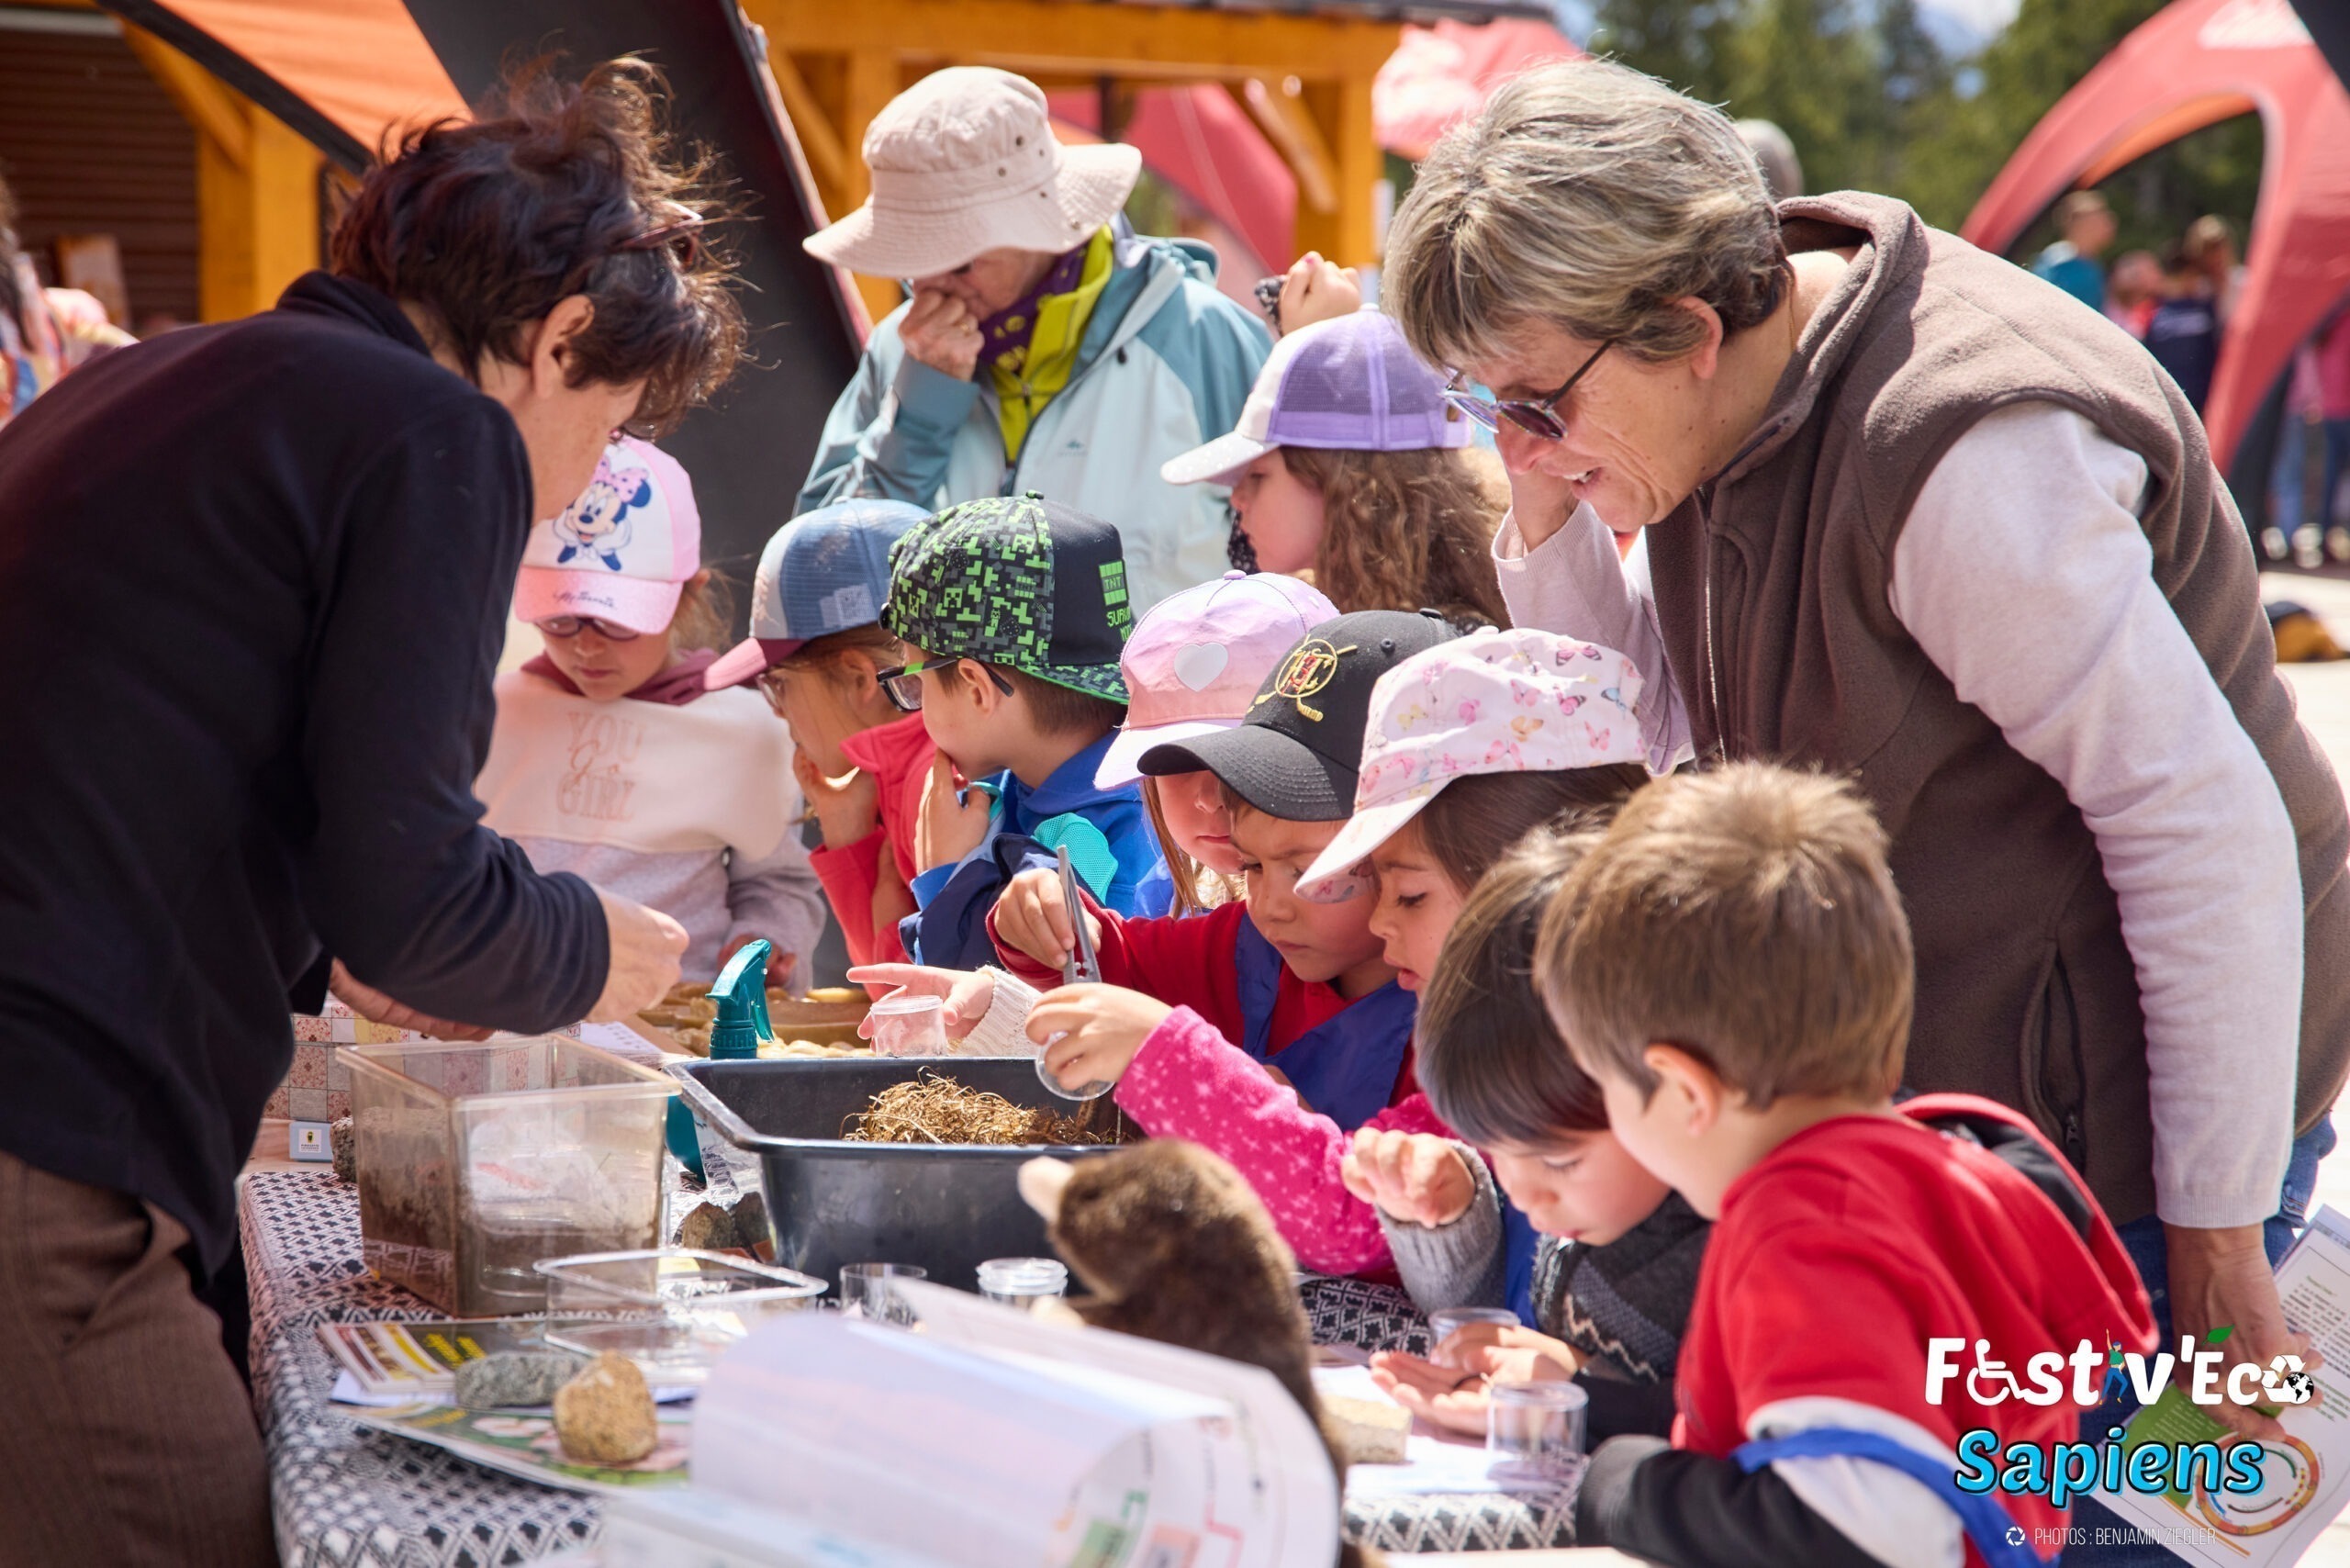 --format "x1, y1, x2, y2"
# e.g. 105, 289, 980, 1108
1096, 571, 1339, 788
1298, 627, 1649, 901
